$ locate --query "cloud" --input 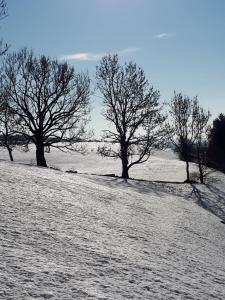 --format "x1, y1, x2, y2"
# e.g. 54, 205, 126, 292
154, 33, 172, 39
59, 52, 104, 61
59, 47, 141, 61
